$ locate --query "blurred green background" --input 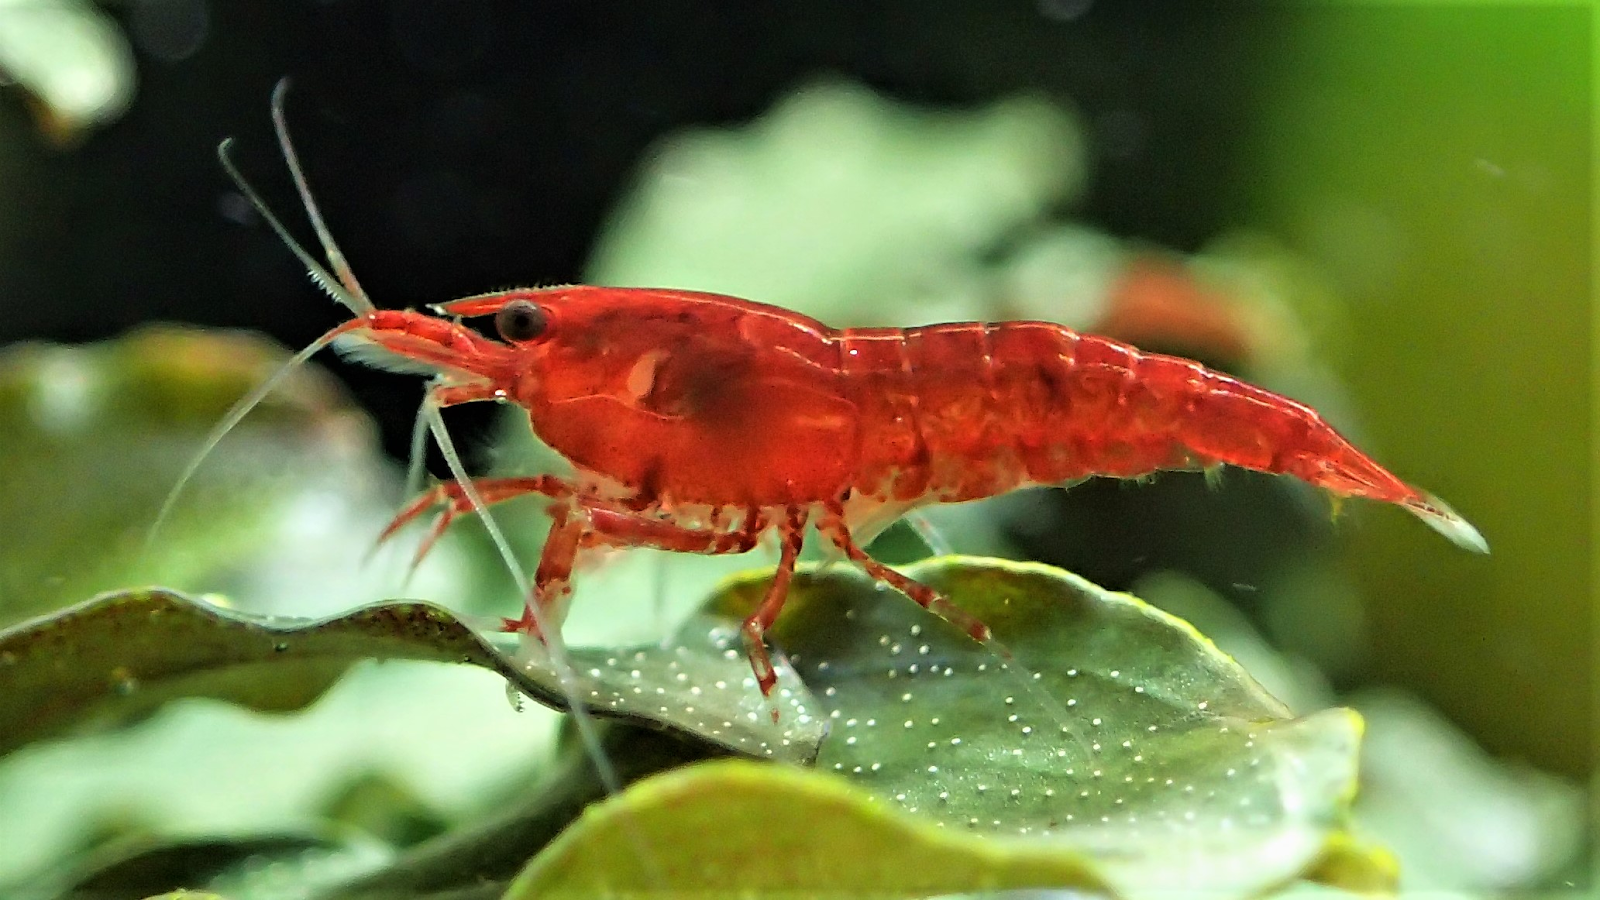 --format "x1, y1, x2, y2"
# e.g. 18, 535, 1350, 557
1242, 5, 1590, 775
